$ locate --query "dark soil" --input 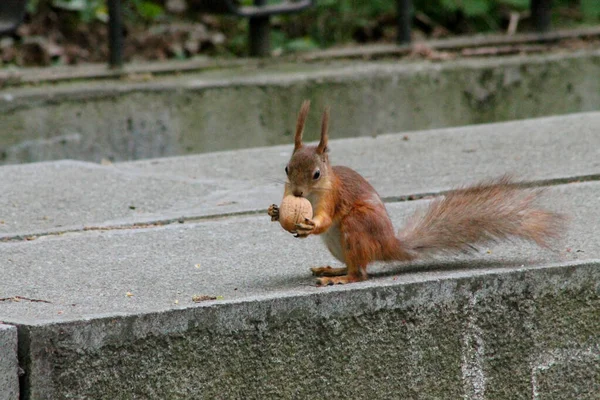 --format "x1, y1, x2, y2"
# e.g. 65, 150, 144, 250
1, 4, 229, 67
